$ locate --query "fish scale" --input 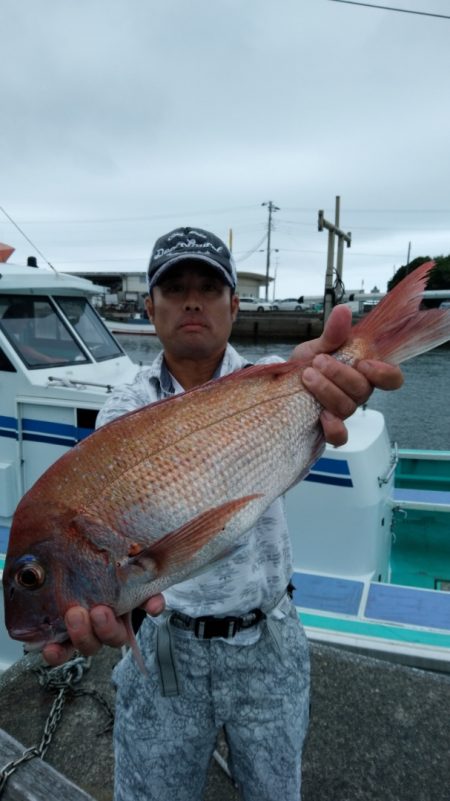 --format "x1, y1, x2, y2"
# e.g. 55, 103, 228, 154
86, 374, 315, 542
87, 393, 313, 543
